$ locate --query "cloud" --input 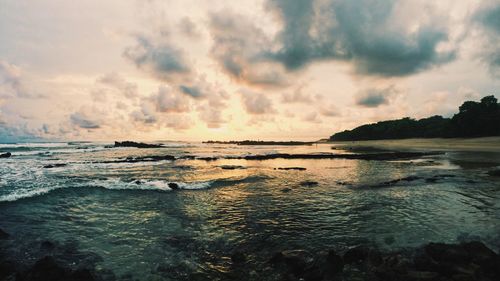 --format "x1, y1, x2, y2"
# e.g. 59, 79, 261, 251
178, 17, 201, 38
70, 112, 101, 129
240, 89, 276, 114
264, 0, 456, 77
302, 112, 322, 123
209, 11, 290, 88
123, 34, 190, 81
130, 103, 157, 124
319, 104, 339, 117
153, 86, 190, 113
475, 2, 500, 76
0, 60, 43, 99
179, 85, 203, 99
355, 85, 400, 108
281, 85, 314, 104
98, 73, 138, 98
